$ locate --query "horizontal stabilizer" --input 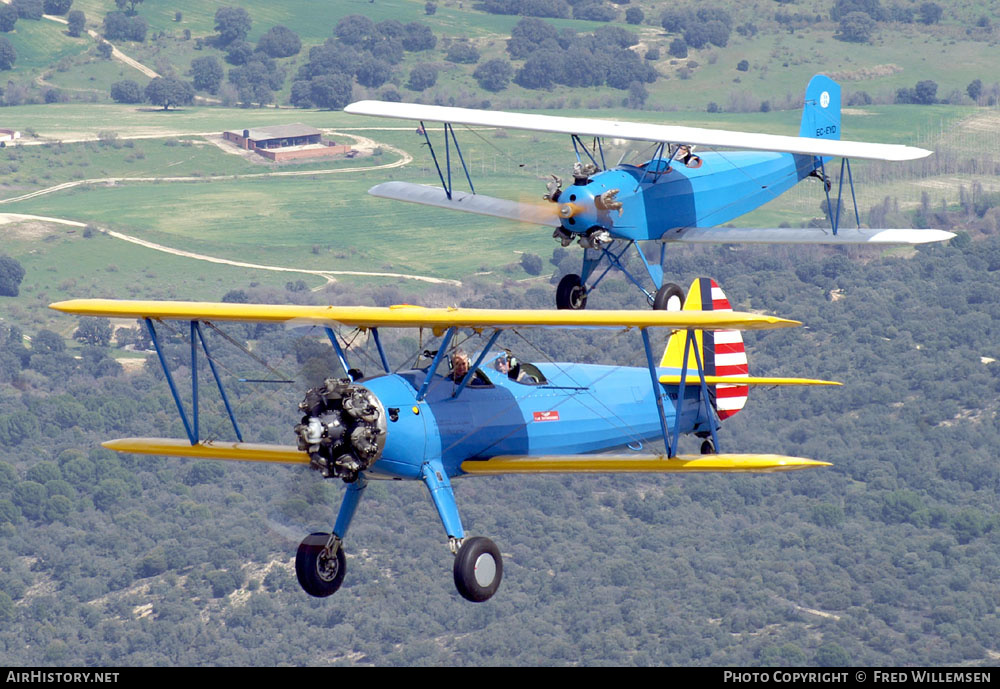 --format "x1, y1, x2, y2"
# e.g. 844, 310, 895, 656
659, 375, 841, 386
103, 438, 310, 465
662, 226, 955, 244
461, 453, 830, 475
51, 300, 801, 332
346, 100, 930, 162
369, 181, 561, 228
